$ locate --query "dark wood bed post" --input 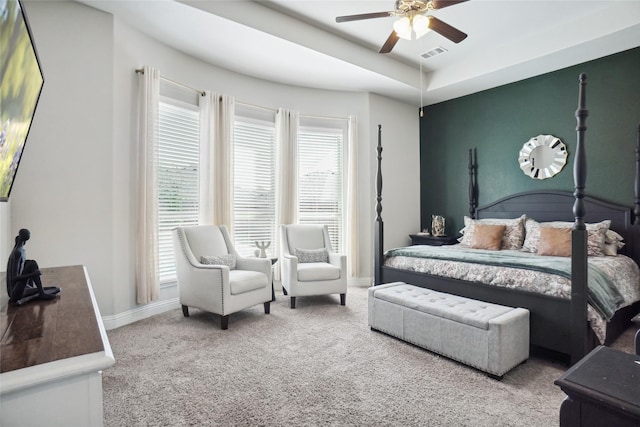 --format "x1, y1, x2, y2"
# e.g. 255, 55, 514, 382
468, 148, 478, 218
631, 125, 640, 274
571, 73, 589, 365
634, 125, 640, 225
374, 125, 384, 286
